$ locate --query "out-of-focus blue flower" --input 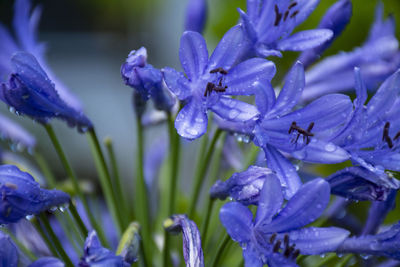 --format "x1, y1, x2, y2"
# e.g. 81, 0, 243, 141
298, 0, 352, 68
163, 28, 275, 140
329, 68, 400, 175
0, 114, 36, 150
79, 230, 129, 267
302, 3, 400, 101
0, 164, 70, 224
362, 190, 397, 235
210, 165, 273, 205
326, 167, 399, 201
0, 231, 18, 267
0, 0, 82, 110
218, 62, 352, 198
29, 257, 64, 267
220, 177, 349, 267
184, 0, 207, 33
239, 0, 333, 57
0, 52, 93, 132
164, 214, 204, 267
121, 47, 175, 112
337, 222, 400, 260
